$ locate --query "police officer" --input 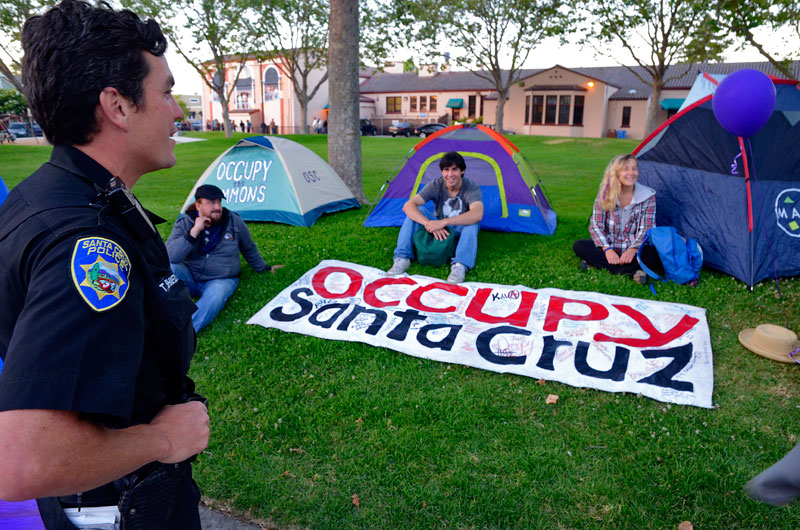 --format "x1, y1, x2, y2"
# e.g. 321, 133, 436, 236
0, 1, 210, 529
